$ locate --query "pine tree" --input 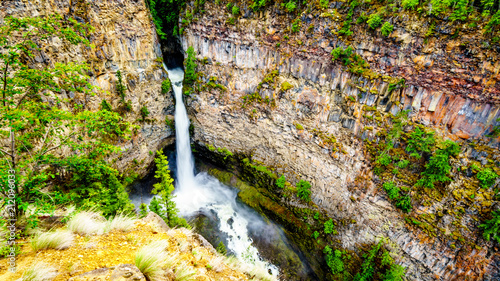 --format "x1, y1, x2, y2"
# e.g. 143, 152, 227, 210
151, 149, 189, 228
